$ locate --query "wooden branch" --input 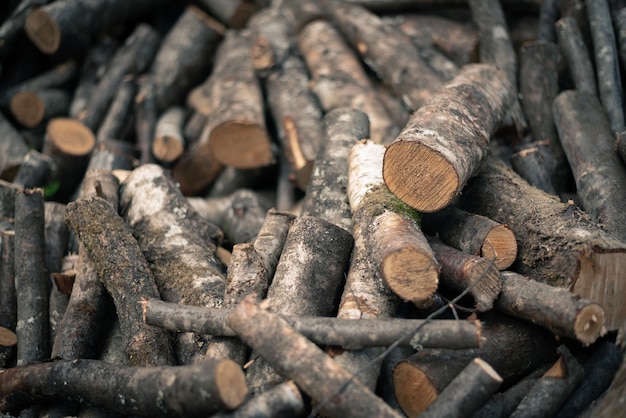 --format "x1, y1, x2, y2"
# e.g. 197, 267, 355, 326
422, 205, 517, 271
0, 111, 29, 181
0, 179, 21, 218
419, 358, 502, 418
0, 358, 248, 417
65, 196, 174, 366
383, 64, 516, 213
297, 19, 397, 144
134, 74, 157, 165
211, 380, 305, 418
248, 7, 292, 79
153, 106, 186, 163
553, 89, 626, 244
458, 155, 626, 330
322, 0, 444, 111
555, 17, 597, 95
96, 75, 136, 143
0, 230, 16, 368
228, 295, 403, 418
